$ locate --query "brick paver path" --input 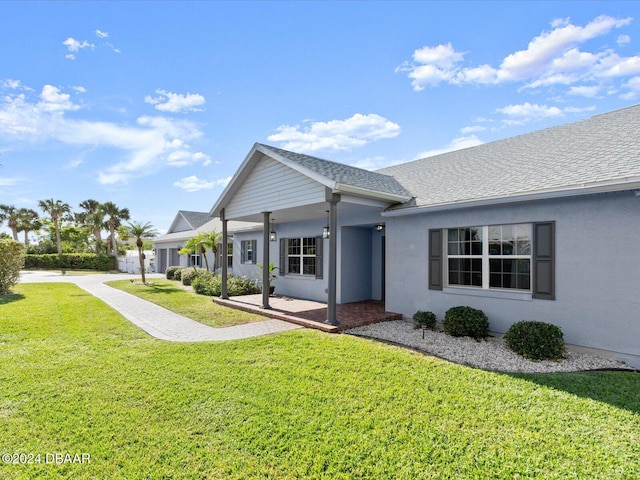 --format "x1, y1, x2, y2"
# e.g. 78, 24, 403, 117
19, 271, 302, 341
